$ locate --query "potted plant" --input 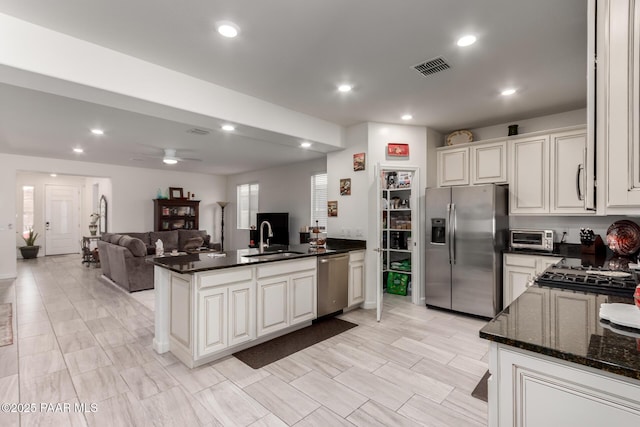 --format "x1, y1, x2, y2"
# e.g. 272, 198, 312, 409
19, 228, 40, 259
